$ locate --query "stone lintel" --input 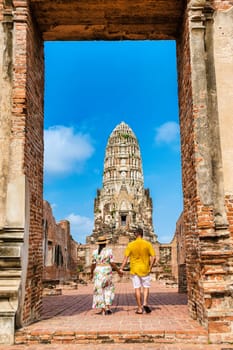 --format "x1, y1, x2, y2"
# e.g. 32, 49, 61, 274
30, 0, 184, 41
